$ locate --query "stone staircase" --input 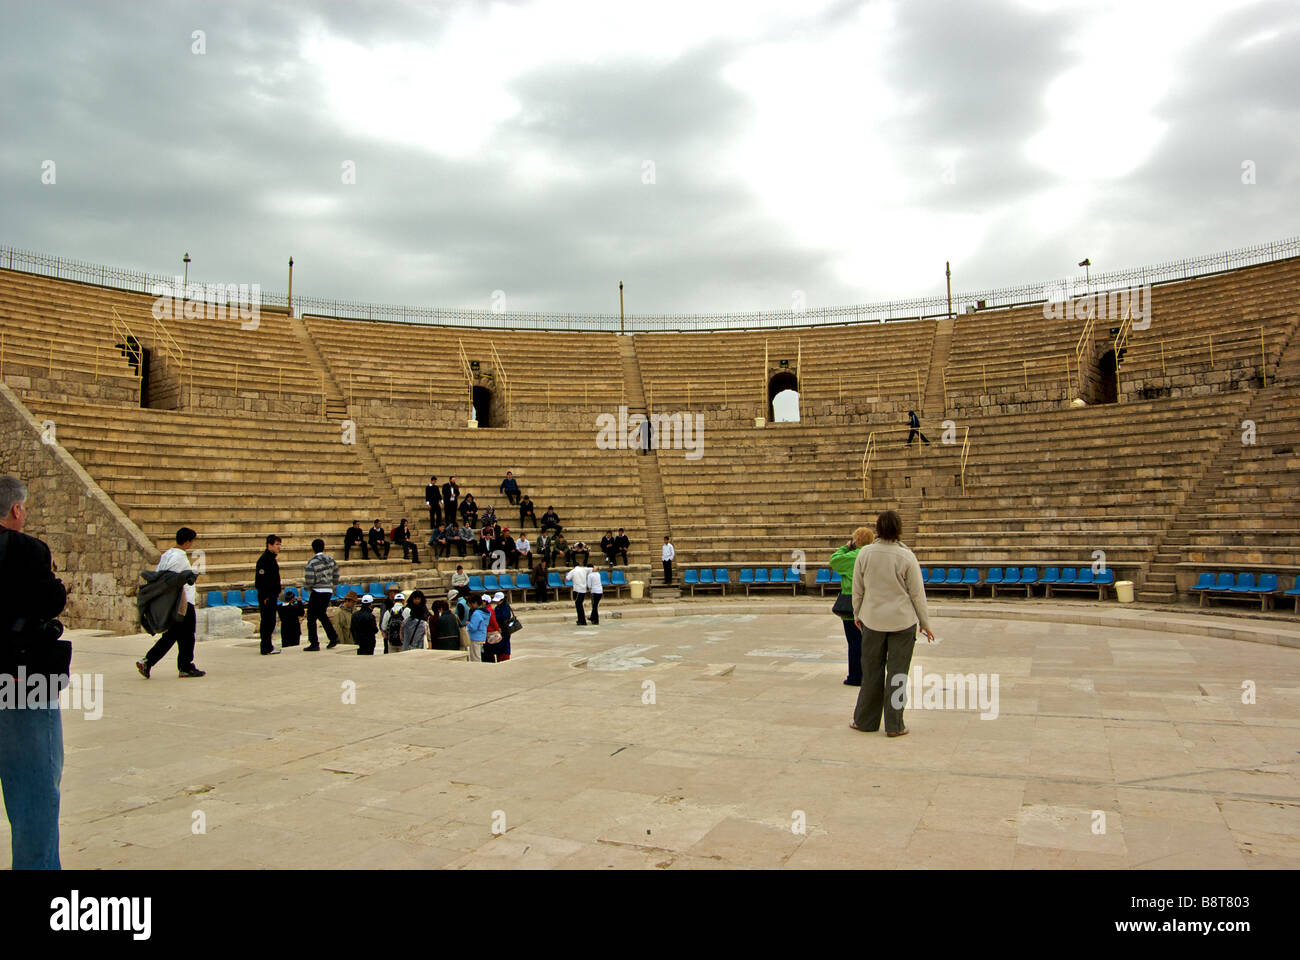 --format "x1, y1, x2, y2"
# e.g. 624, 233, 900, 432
618, 335, 672, 585
1136, 391, 1256, 602
923, 313, 955, 418
288, 313, 405, 523
1271, 312, 1300, 384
